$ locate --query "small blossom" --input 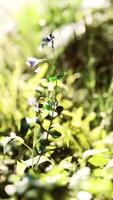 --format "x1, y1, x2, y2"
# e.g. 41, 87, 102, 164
28, 97, 37, 106
41, 34, 55, 48
26, 57, 46, 68
34, 68, 40, 73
